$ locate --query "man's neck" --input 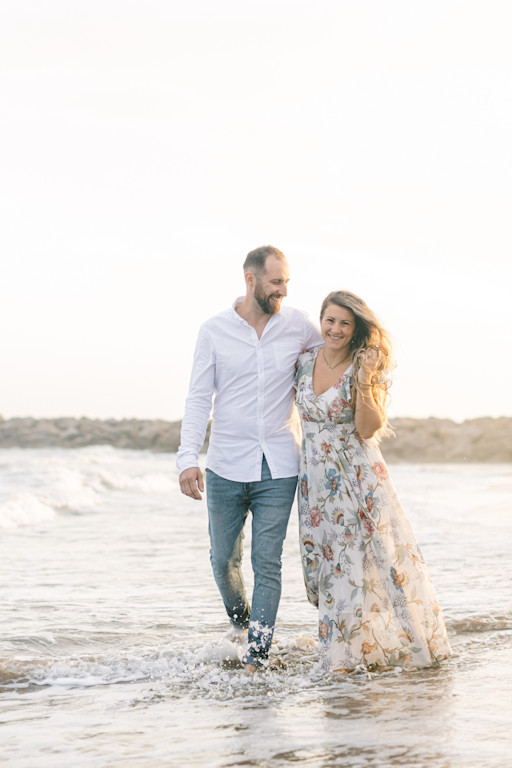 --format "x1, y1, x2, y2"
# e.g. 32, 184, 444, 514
235, 297, 274, 338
